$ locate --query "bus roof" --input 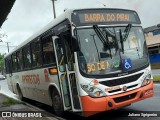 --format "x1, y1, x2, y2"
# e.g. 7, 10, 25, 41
5, 9, 73, 58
